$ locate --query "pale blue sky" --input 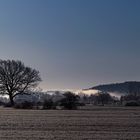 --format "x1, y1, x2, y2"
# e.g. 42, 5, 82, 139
0, 0, 140, 90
